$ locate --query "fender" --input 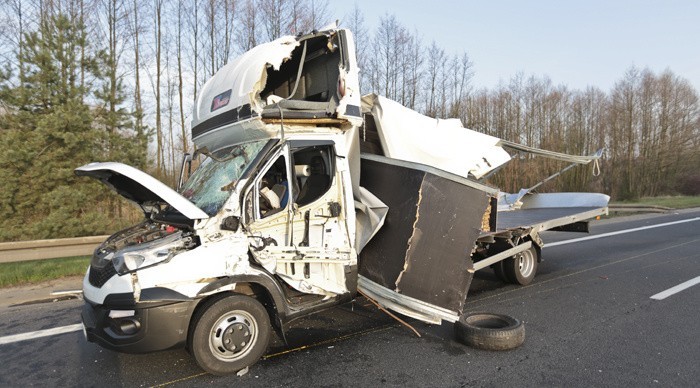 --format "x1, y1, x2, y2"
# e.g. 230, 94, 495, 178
196, 269, 352, 331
